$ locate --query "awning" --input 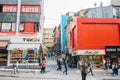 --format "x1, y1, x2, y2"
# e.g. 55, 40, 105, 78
0, 41, 8, 49
7, 44, 40, 50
